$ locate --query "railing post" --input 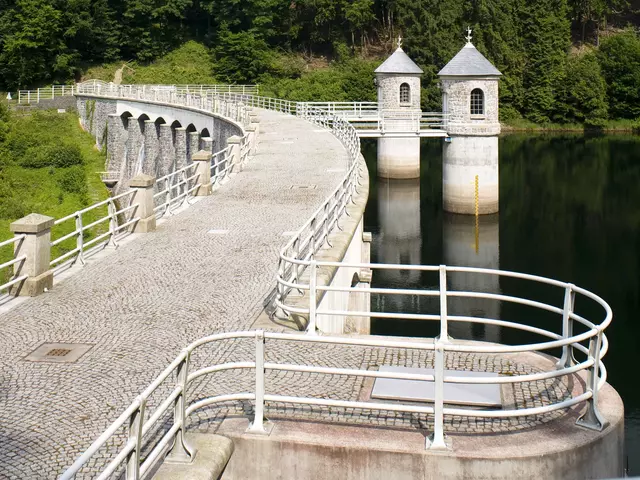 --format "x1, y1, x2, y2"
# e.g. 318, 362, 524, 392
247, 330, 271, 434
191, 150, 213, 196
576, 332, 606, 431
428, 341, 448, 450
166, 350, 195, 462
125, 398, 146, 480
107, 199, 119, 248
438, 265, 451, 343
129, 174, 157, 232
226, 135, 243, 175
557, 284, 577, 369
9, 214, 54, 296
308, 260, 318, 335
75, 213, 85, 265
